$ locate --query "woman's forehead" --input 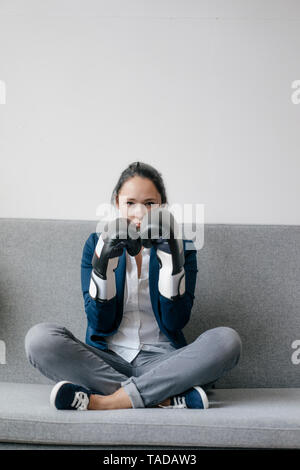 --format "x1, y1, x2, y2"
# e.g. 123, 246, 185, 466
119, 177, 160, 199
